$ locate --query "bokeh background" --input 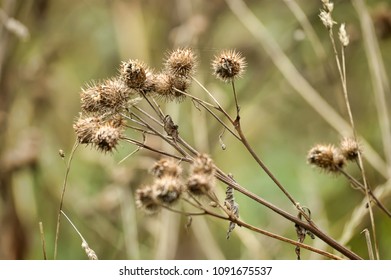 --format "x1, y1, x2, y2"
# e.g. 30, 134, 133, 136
1, 0, 391, 260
